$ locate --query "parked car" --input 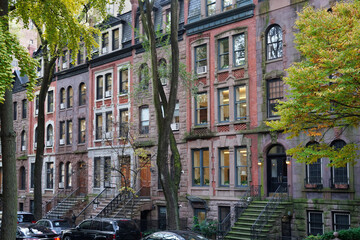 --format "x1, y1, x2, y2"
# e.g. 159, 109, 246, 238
142, 230, 208, 240
16, 225, 60, 239
17, 211, 36, 227
61, 218, 142, 240
35, 219, 72, 234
